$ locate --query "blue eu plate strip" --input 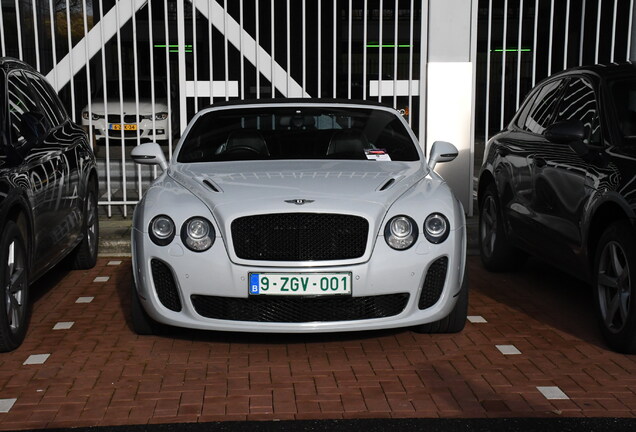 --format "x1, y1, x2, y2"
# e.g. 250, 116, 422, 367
249, 274, 260, 295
